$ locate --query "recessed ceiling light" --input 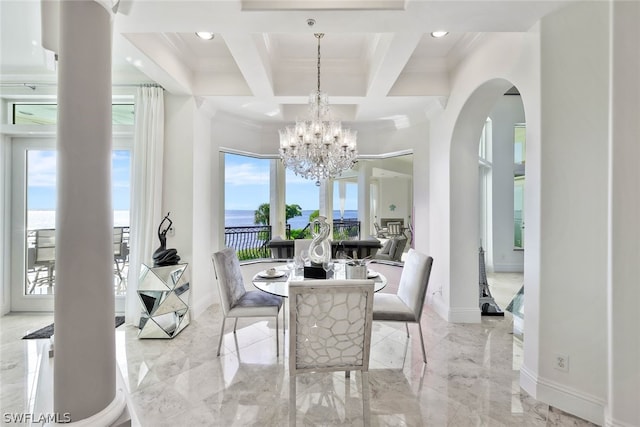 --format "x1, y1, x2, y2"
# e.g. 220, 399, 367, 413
196, 32, 215, 40
431, 31, 449, 38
